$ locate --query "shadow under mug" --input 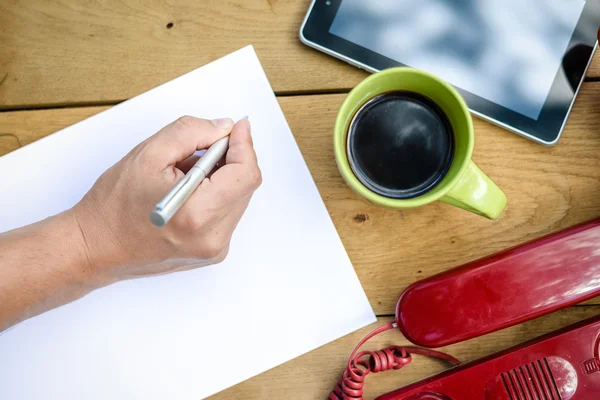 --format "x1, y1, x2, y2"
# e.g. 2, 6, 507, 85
334, 68, 507, 220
